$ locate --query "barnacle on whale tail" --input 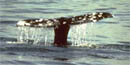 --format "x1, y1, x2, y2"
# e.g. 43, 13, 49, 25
16, 12, 113, 27
16, 12, 113, 47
